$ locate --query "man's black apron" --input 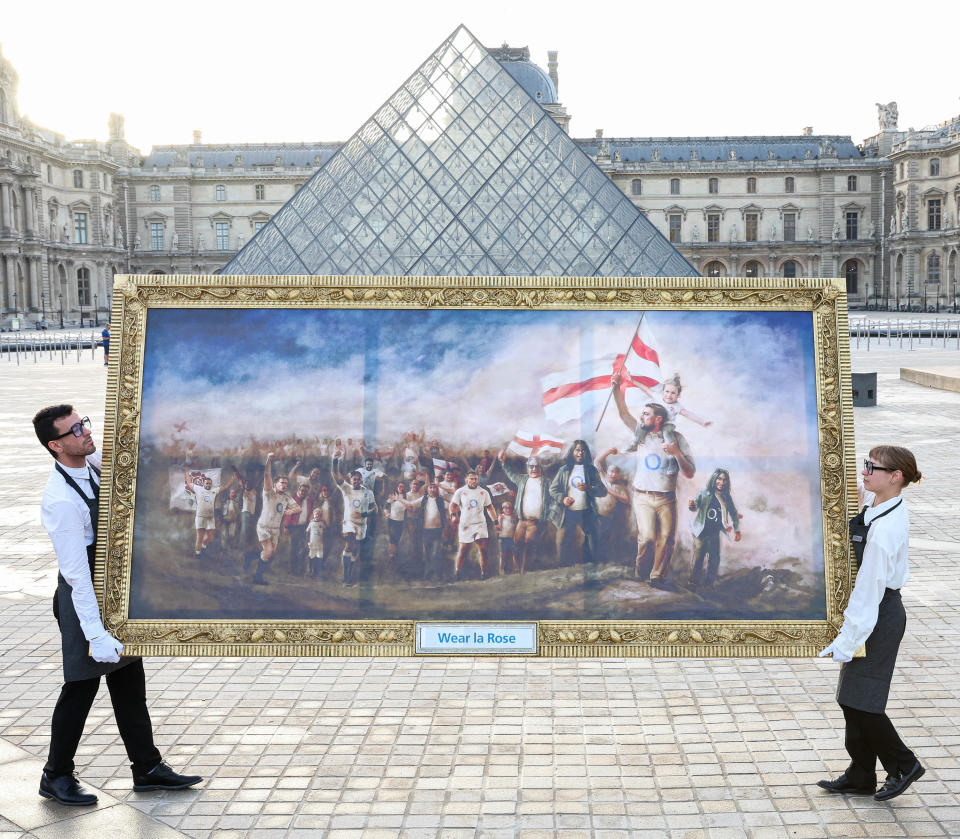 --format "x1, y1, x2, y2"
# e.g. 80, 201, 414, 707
836, 500, 905, 713
52, 463, 136, 682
